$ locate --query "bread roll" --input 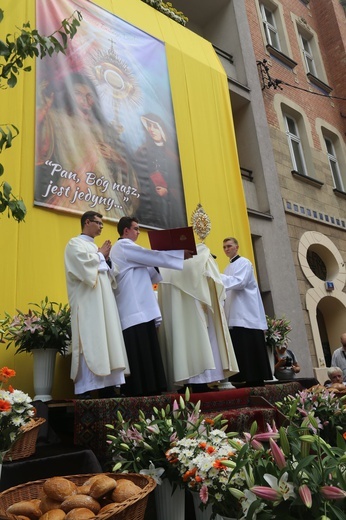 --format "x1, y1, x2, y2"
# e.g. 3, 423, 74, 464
39, 509, 66, 520
43, 478, 77, 501
82, 475, 106, 486
89, 476, 117, 499
65, 509, 95, 520
60, 496, 100, 514
111, 479, 141, 502
7, 501, 42, 519
40, 496, 63, 513
75, 485, 91, 495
